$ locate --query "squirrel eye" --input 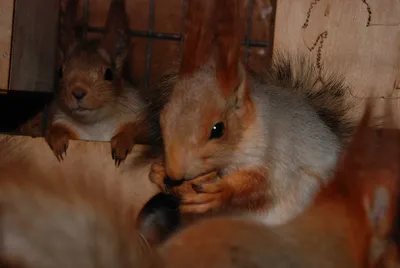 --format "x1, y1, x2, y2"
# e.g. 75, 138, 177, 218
209, 122, 225, 140
104, 68, 113, 81
58, 67, 63, 79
